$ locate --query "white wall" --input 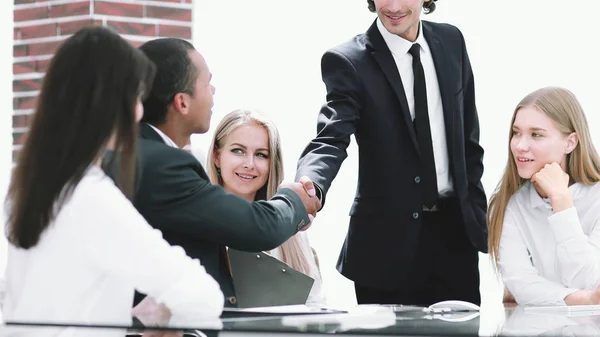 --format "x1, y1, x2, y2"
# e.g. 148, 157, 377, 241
192, 0, 600, 316
0, 2, 14, 289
